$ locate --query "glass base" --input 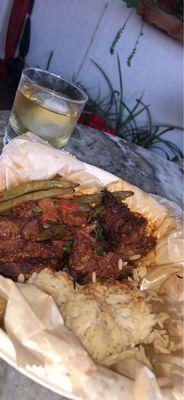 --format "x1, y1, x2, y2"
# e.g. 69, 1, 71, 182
3, 120, 71, 148
3, 133, 10, 146
3, 121, 19, 145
